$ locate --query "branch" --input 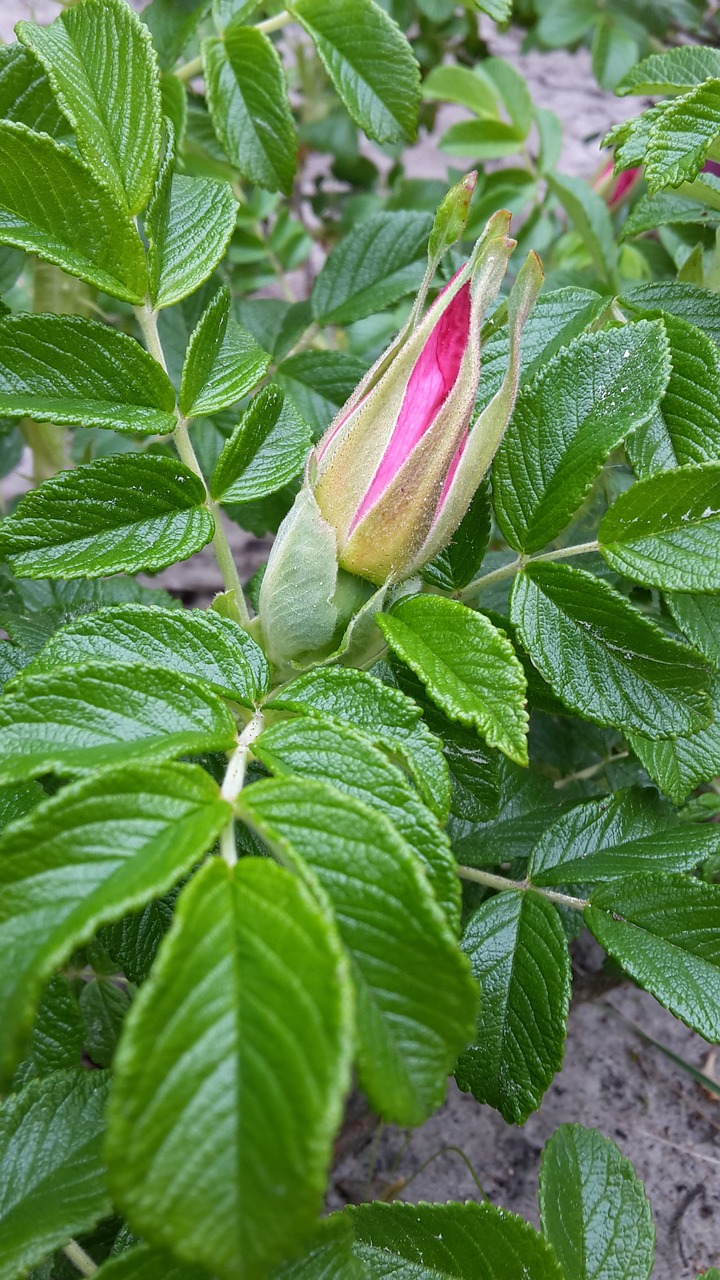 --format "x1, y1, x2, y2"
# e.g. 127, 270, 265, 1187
457, 864, 589, 912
